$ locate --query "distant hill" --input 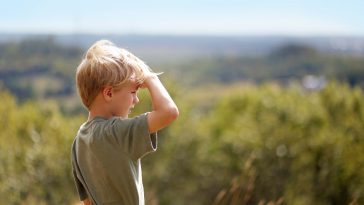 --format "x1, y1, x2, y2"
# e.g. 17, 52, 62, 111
0, 34, 363, 108
166, 43, 364, 87
0, 34, 363, 63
